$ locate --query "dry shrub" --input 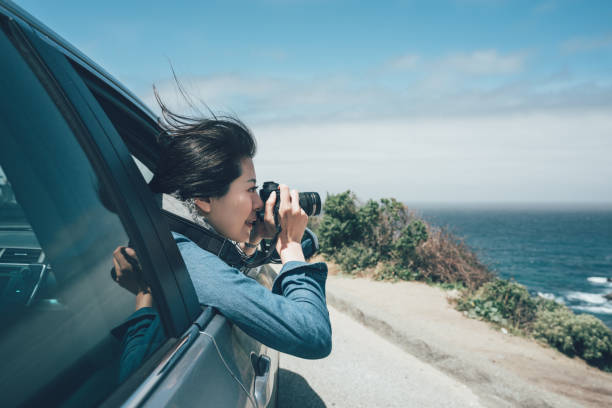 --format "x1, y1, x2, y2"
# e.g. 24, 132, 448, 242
416, 226, 493, 289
